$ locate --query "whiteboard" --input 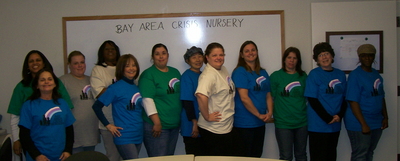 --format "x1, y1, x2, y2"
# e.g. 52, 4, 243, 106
326, 31, 383, 73
63, 11, 284, 75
